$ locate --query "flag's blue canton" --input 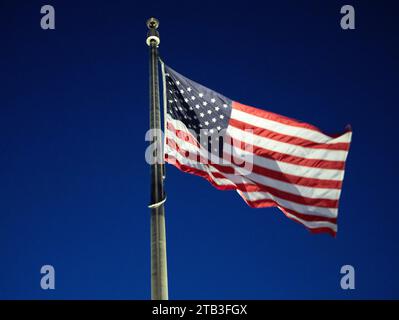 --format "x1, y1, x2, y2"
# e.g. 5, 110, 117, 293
165, 66, 232, 145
